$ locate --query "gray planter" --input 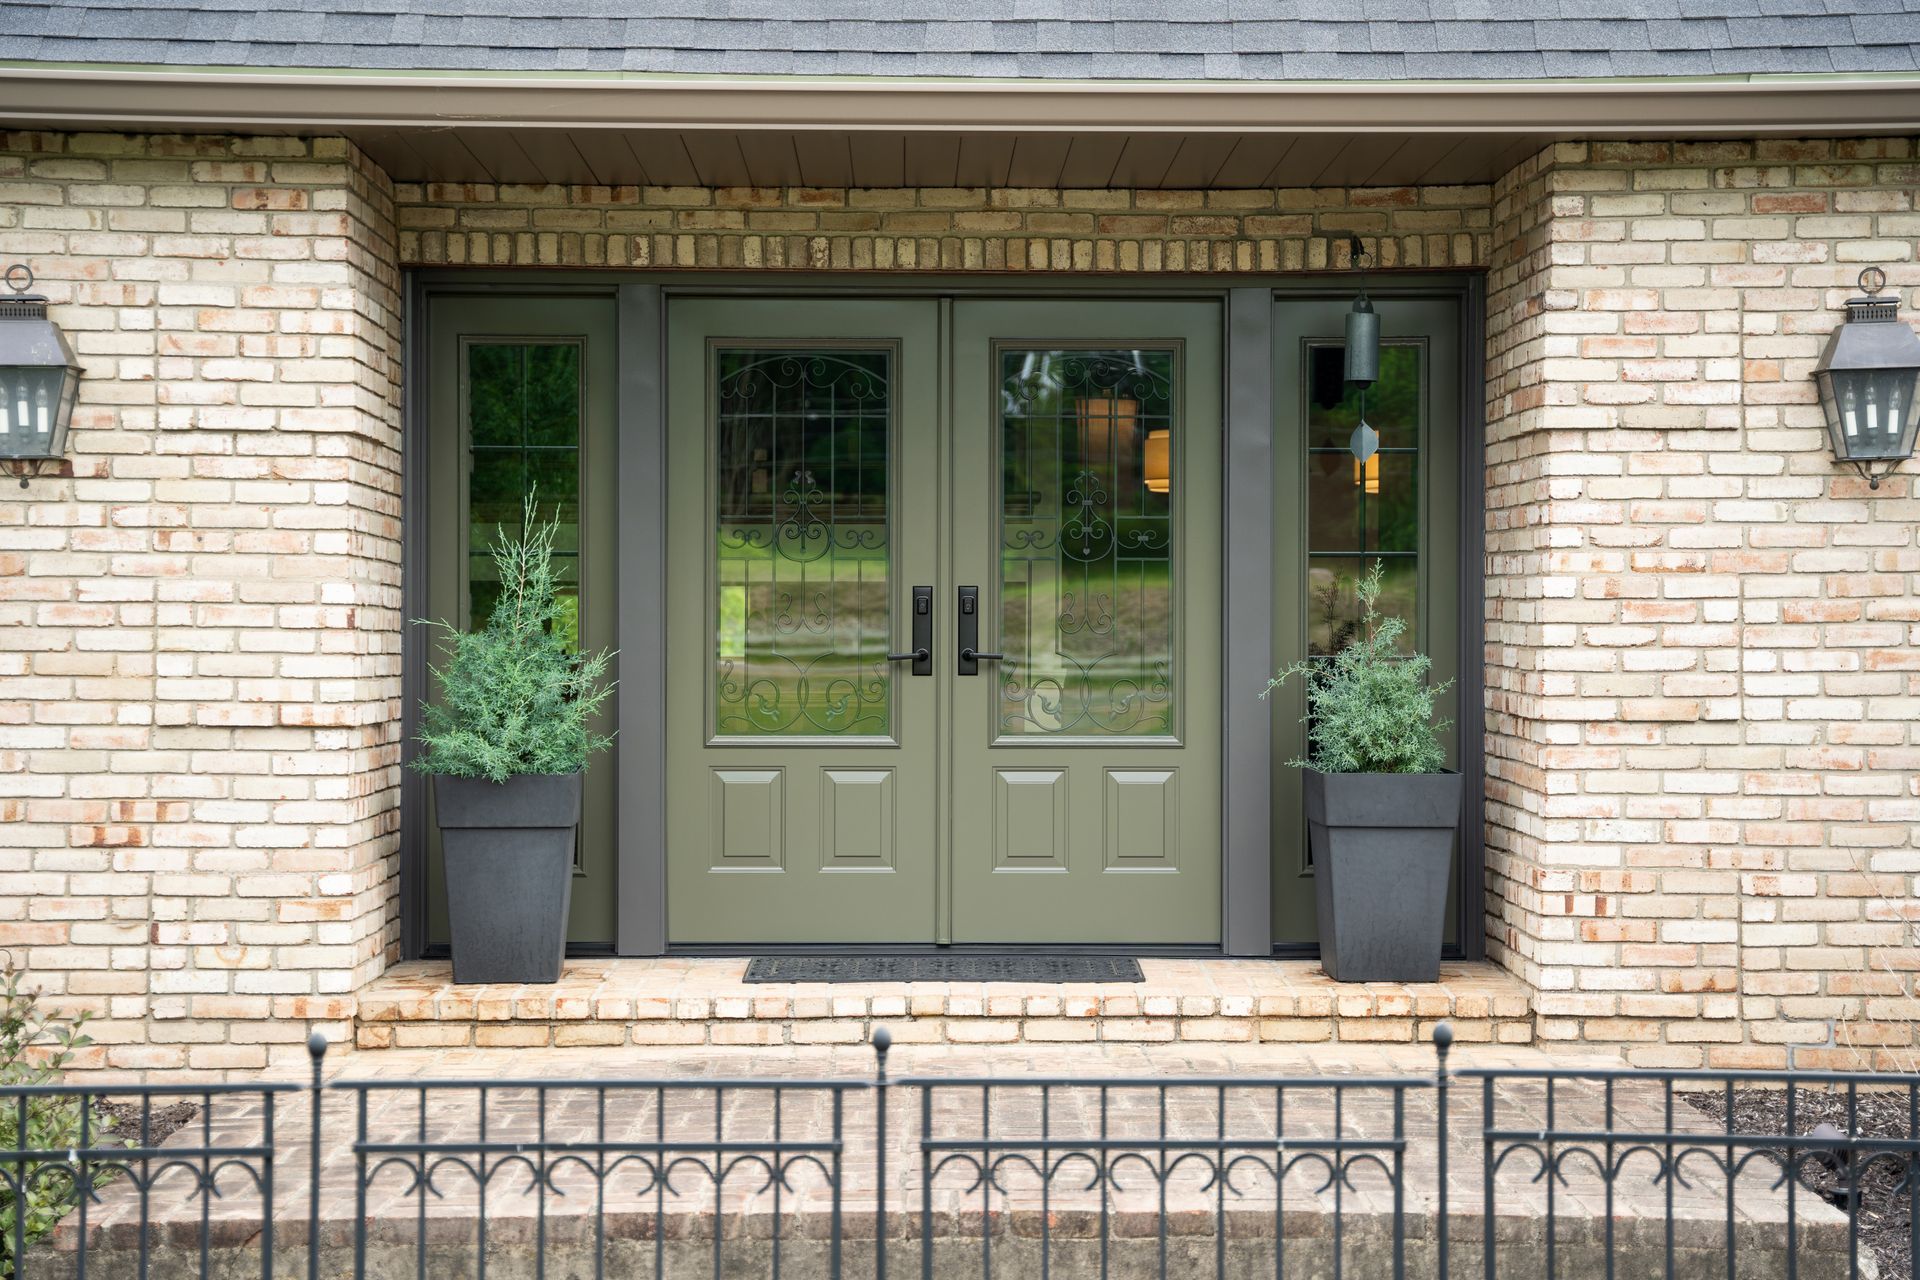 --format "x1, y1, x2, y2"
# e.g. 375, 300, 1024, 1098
433, 773, 582, 985
1306, 768, 1463, 984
